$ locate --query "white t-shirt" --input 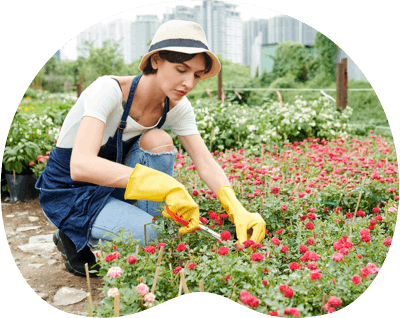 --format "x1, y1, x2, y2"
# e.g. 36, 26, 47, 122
56, 76, 200, 148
